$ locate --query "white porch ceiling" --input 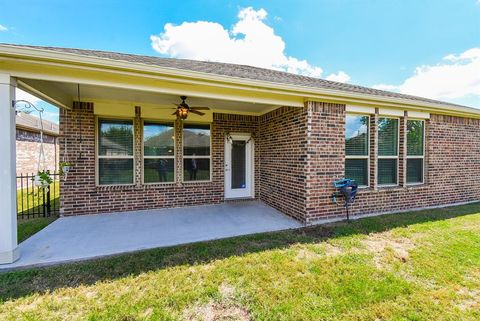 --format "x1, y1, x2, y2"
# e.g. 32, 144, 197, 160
18, 78, 281, 114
